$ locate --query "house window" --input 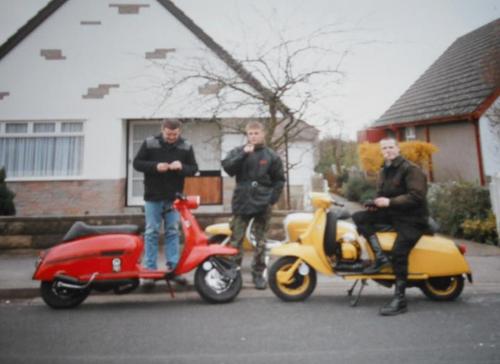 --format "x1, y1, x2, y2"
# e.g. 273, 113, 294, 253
0, 121, 84, 178
405, 126, 416, 140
